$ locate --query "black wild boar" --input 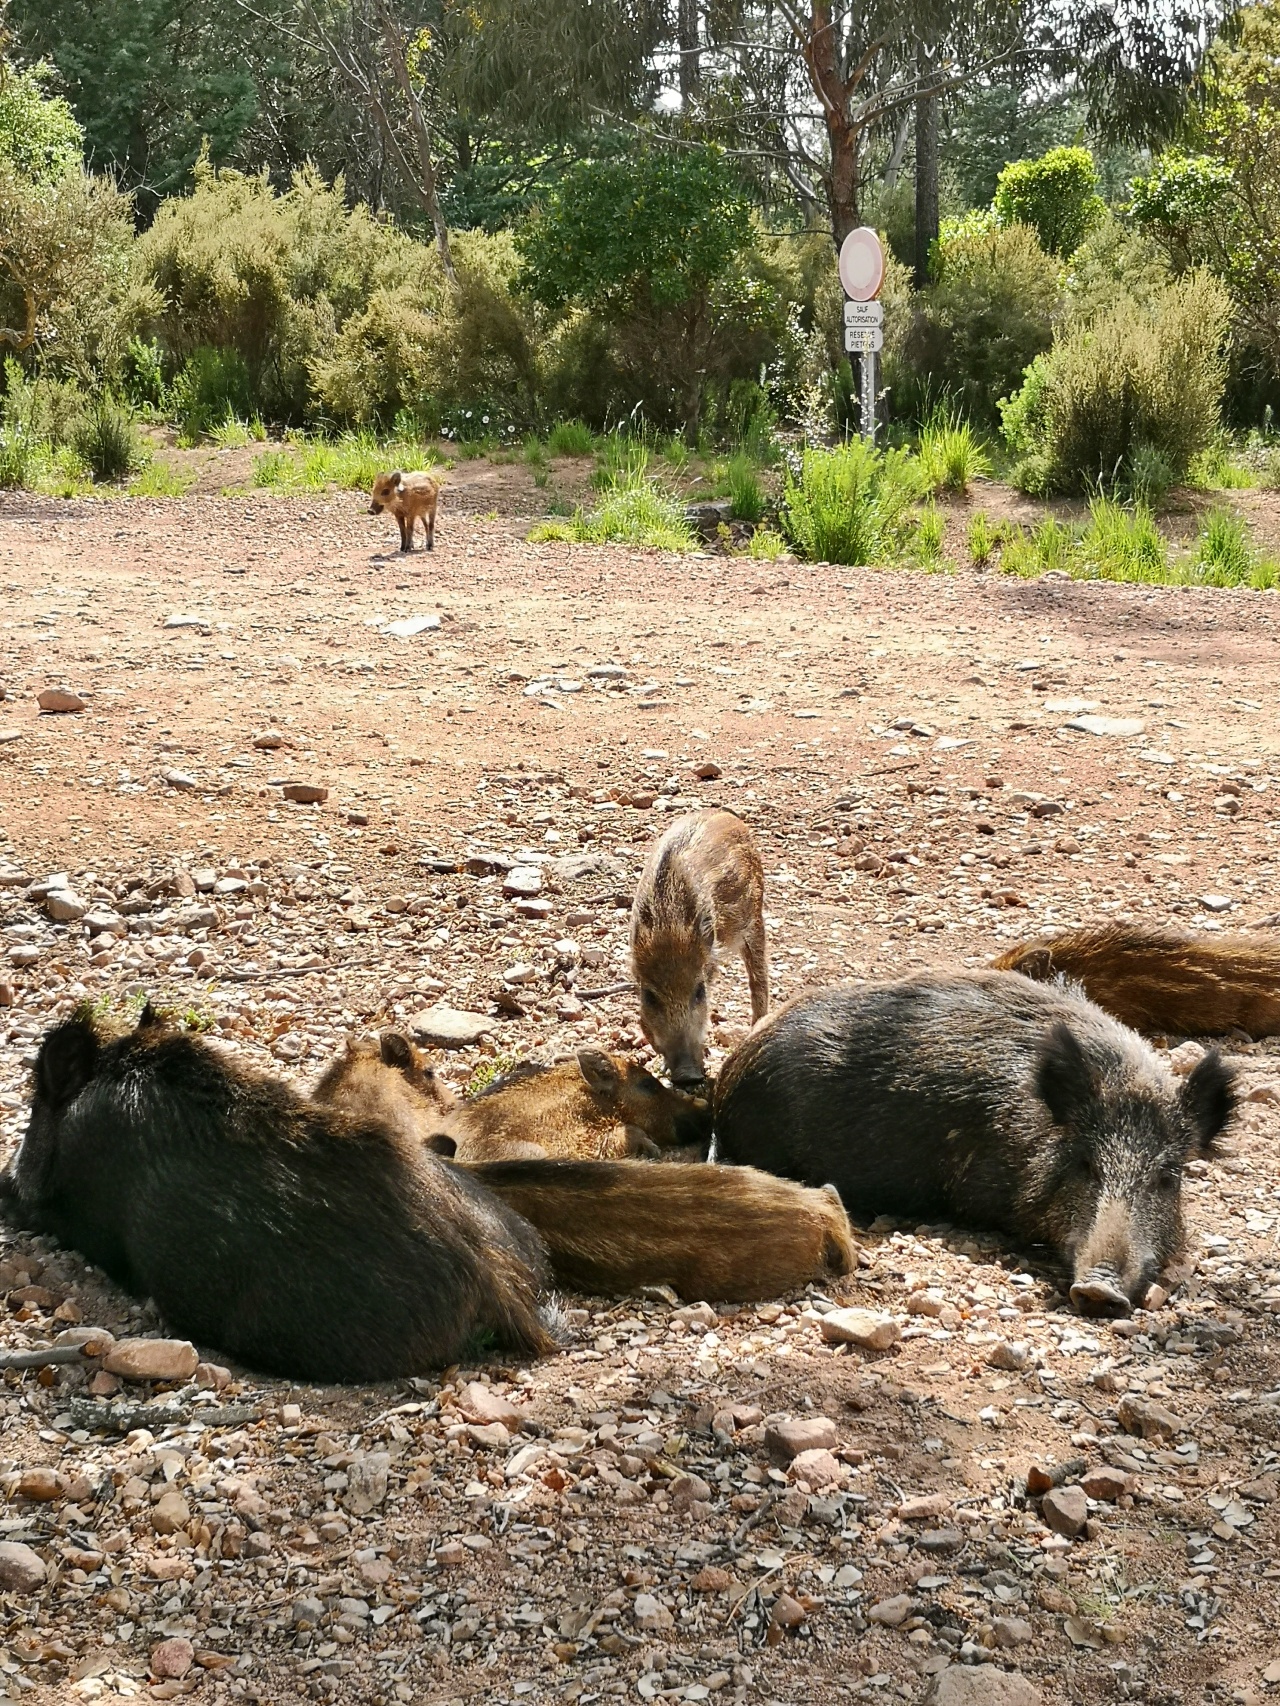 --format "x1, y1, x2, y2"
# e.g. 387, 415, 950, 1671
631, 807, 768, 1087
0, 1005, 552, 1380
712, 970, 1236, 1316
